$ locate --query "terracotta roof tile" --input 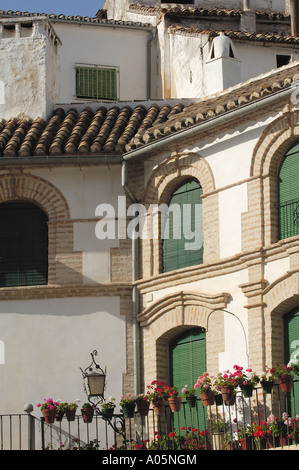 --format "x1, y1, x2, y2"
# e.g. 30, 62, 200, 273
0, 63, 298, 159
